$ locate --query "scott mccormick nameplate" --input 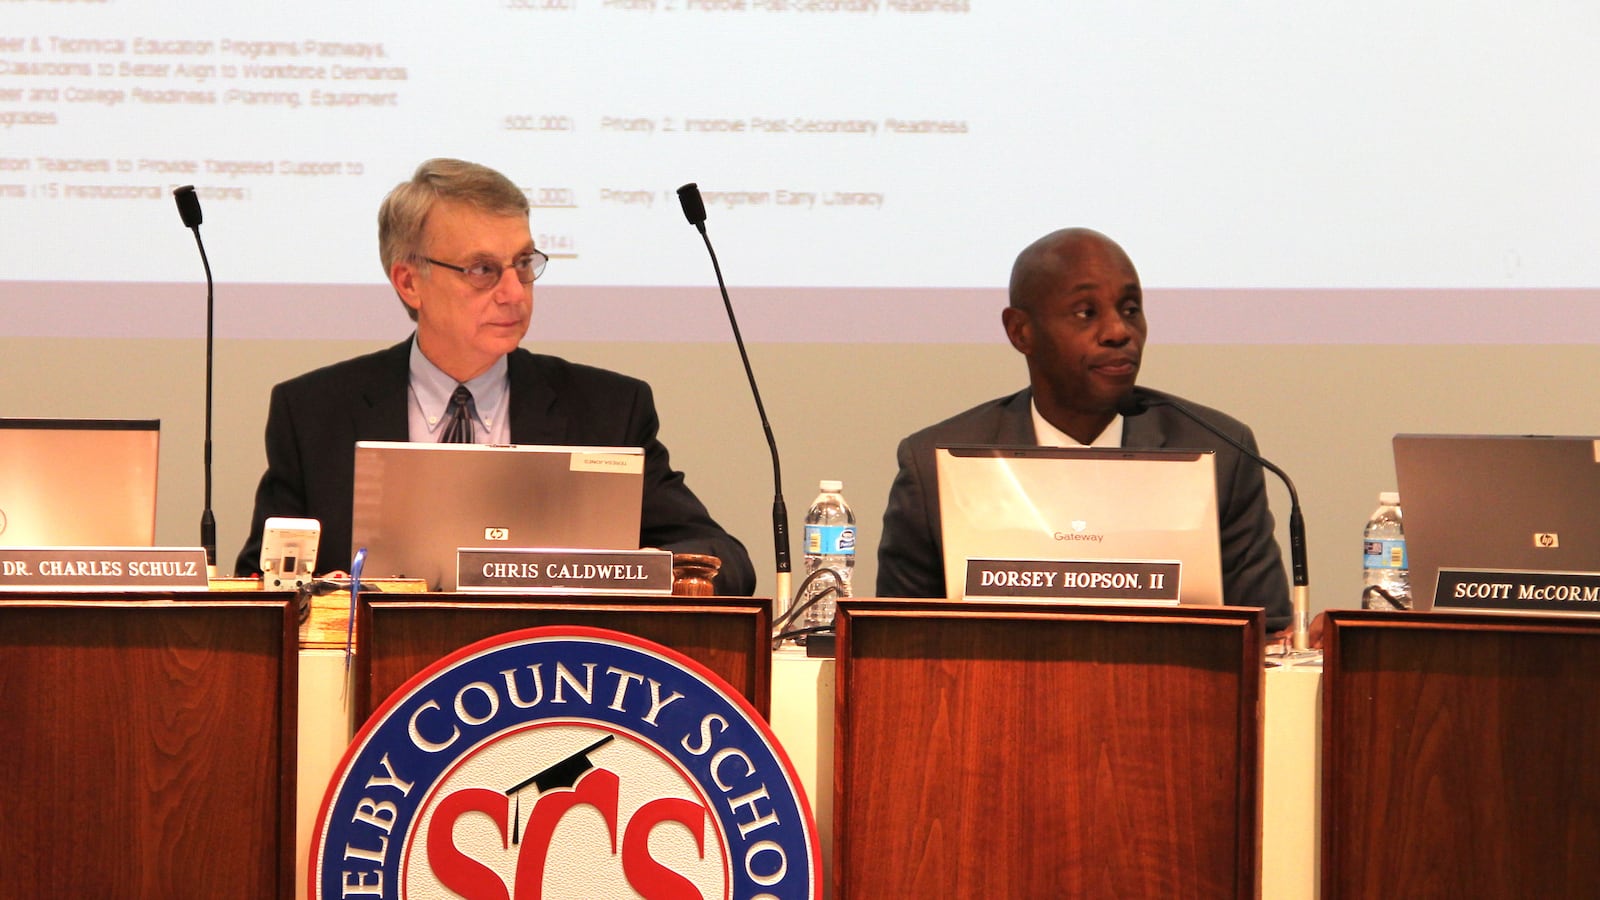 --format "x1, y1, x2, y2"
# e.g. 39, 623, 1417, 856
1434, 567, 1600, 615
0, 546, 210, 591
